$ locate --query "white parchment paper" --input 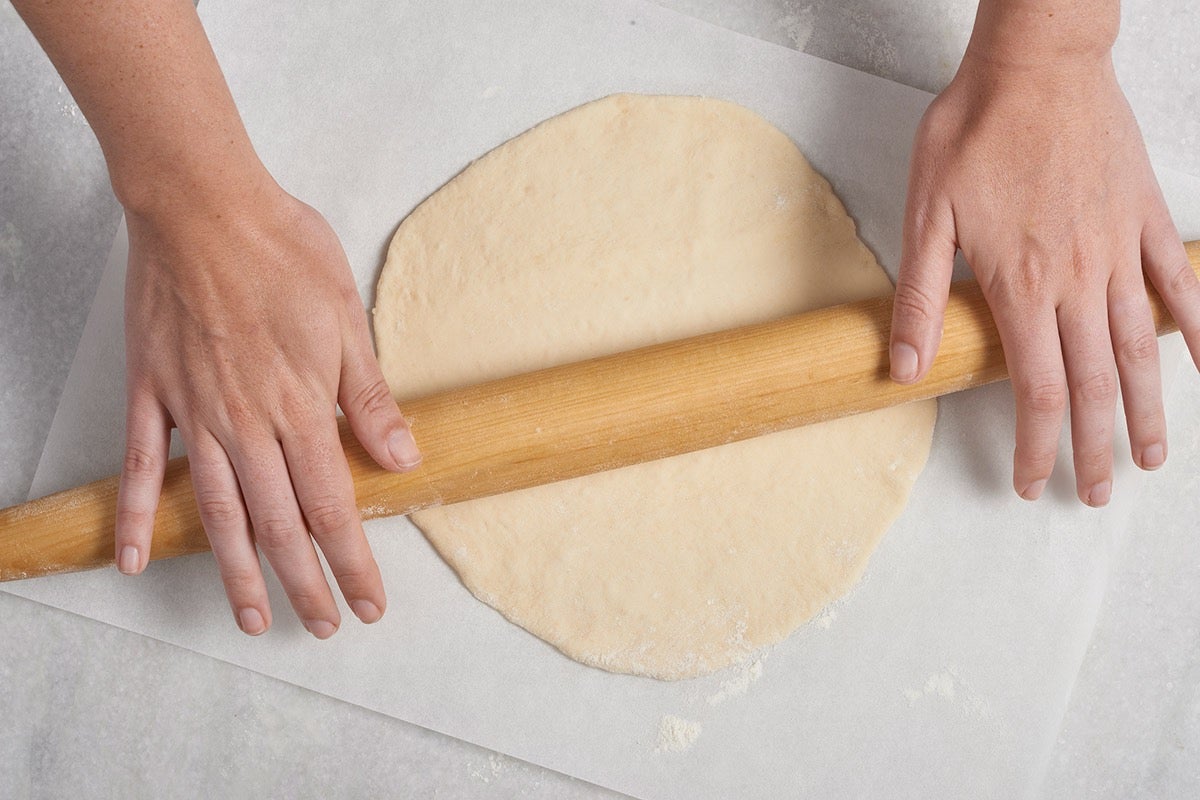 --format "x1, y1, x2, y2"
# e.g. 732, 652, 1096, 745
8, 2, 1200, 797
